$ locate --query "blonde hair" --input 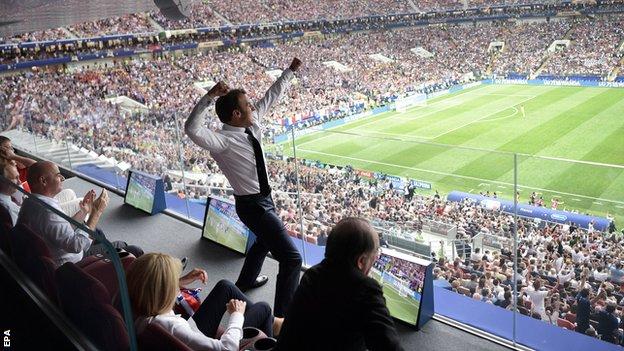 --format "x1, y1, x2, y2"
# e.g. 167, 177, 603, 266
126, 253, 182, 317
